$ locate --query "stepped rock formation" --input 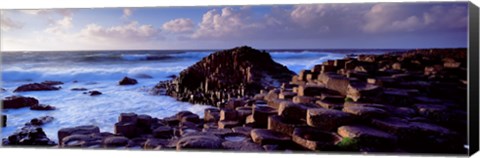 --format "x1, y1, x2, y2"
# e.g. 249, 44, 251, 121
155, 46, 295, 106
